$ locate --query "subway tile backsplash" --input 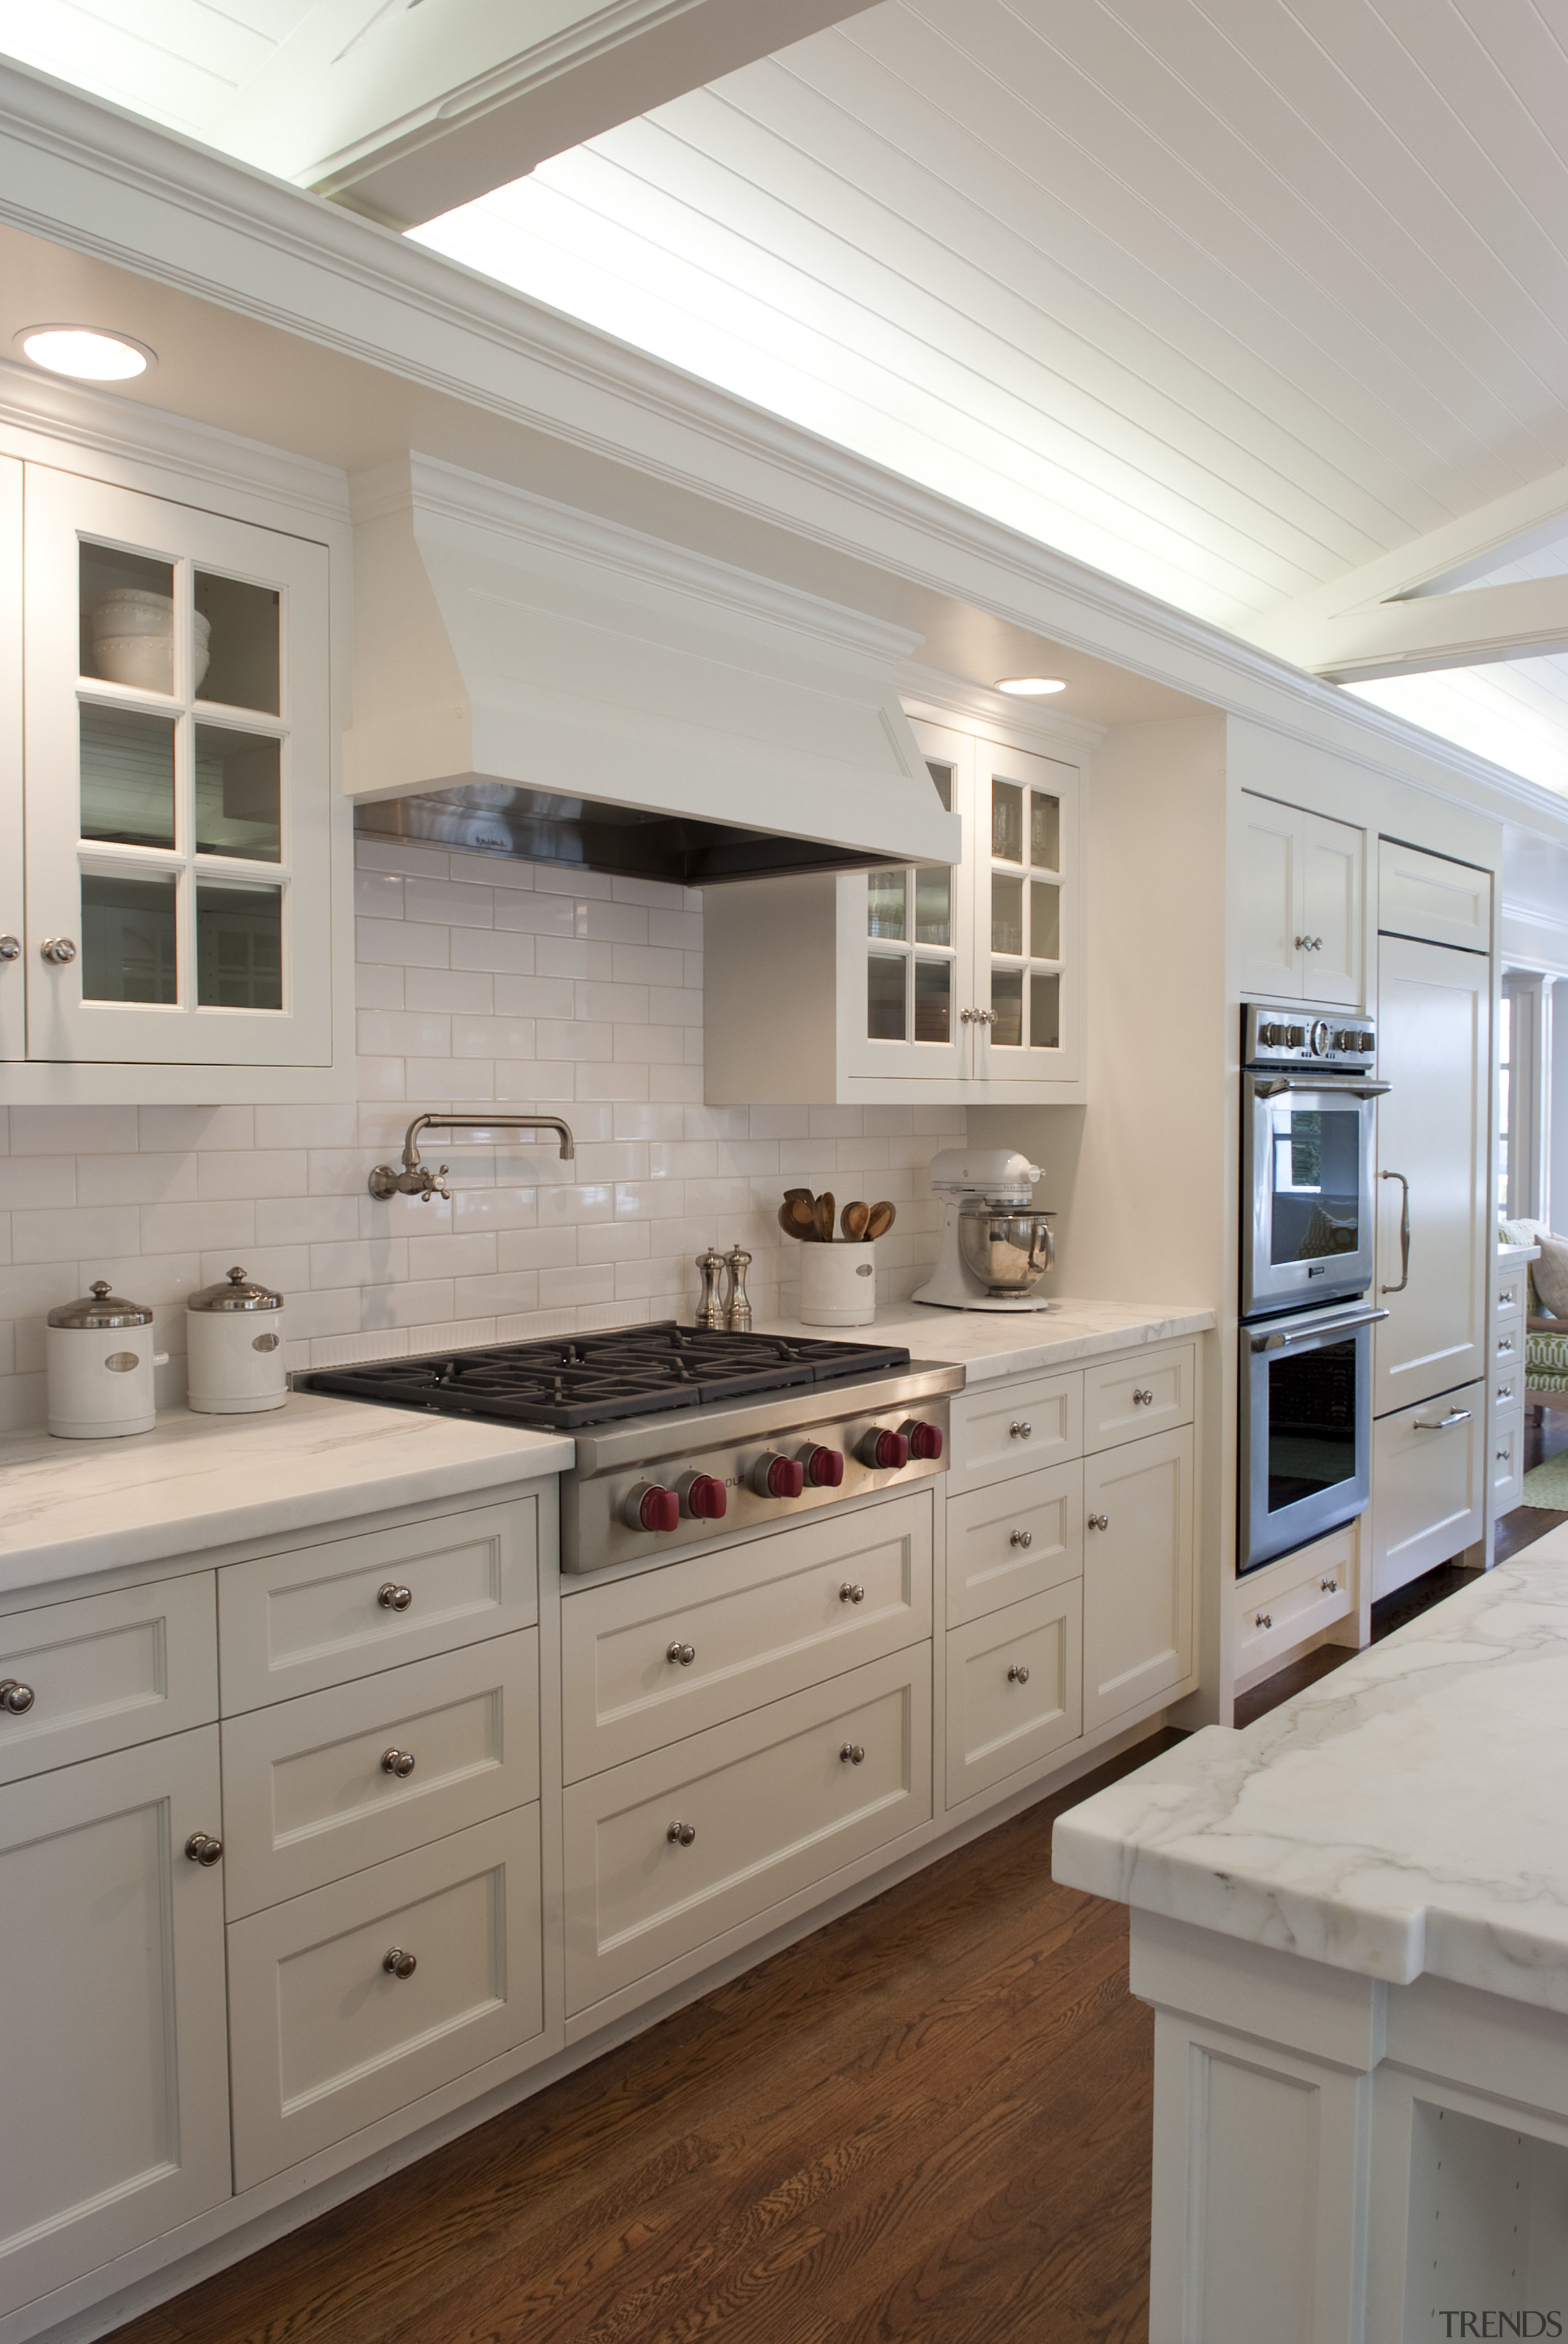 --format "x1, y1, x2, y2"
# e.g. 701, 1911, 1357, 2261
0, 841, 960, 1431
